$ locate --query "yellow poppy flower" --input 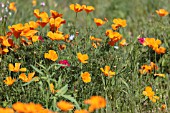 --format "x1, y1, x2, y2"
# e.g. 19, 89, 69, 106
81, 72, 91, 83
156, 9, 169, 17
70, 4, 83, 13
94, 18, 105, 26
19, 72, 37, 82
82, 5, 95, 13
4, 76, 16, 86
44, 50, 58, 61
143, 86, 159, 103
77, 53, 88, 63
119, 39, 128, 46
9, 2, 17, 12
100, 65, 115, 77
9, 63, 26, 72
